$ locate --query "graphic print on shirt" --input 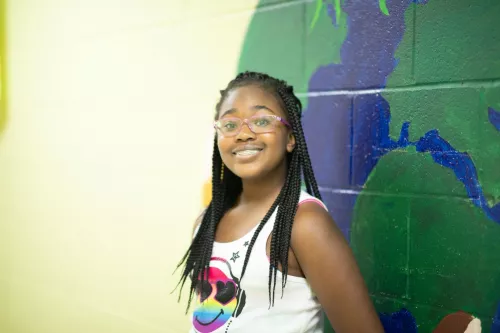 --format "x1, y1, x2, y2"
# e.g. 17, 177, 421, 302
193, 257, 246, 333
